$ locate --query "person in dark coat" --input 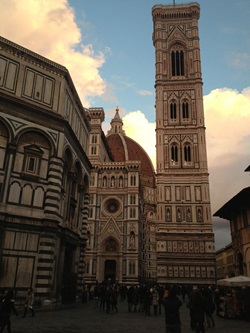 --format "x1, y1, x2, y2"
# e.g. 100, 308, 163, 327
162, 287, 182, 333
132, 286, 139, 313
144, 287, 153, 316
191, 287, 206, 333
127, 286, 134, 312
0, 290, 18, 333
202, 287, 215, 328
